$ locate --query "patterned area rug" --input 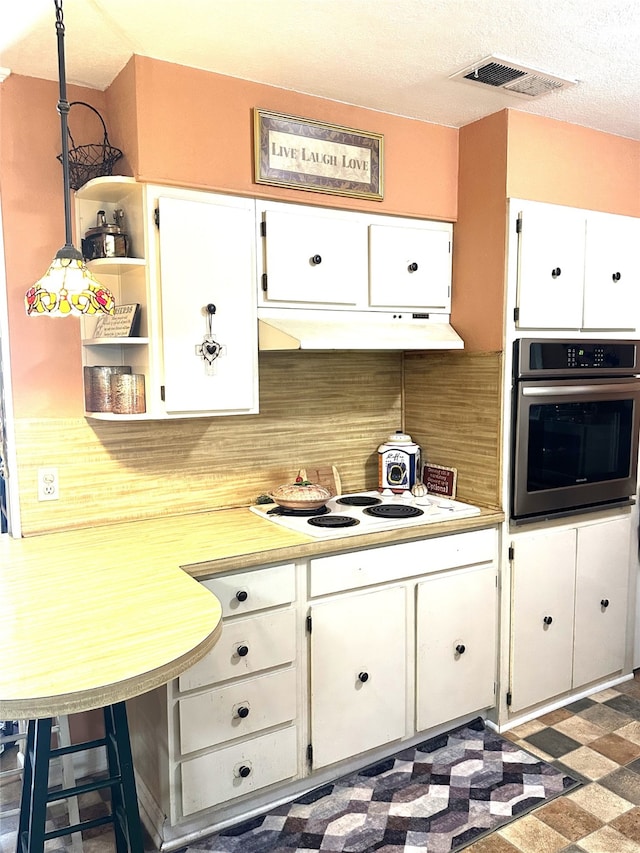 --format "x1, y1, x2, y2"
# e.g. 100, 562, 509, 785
190, 717, 582, 853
